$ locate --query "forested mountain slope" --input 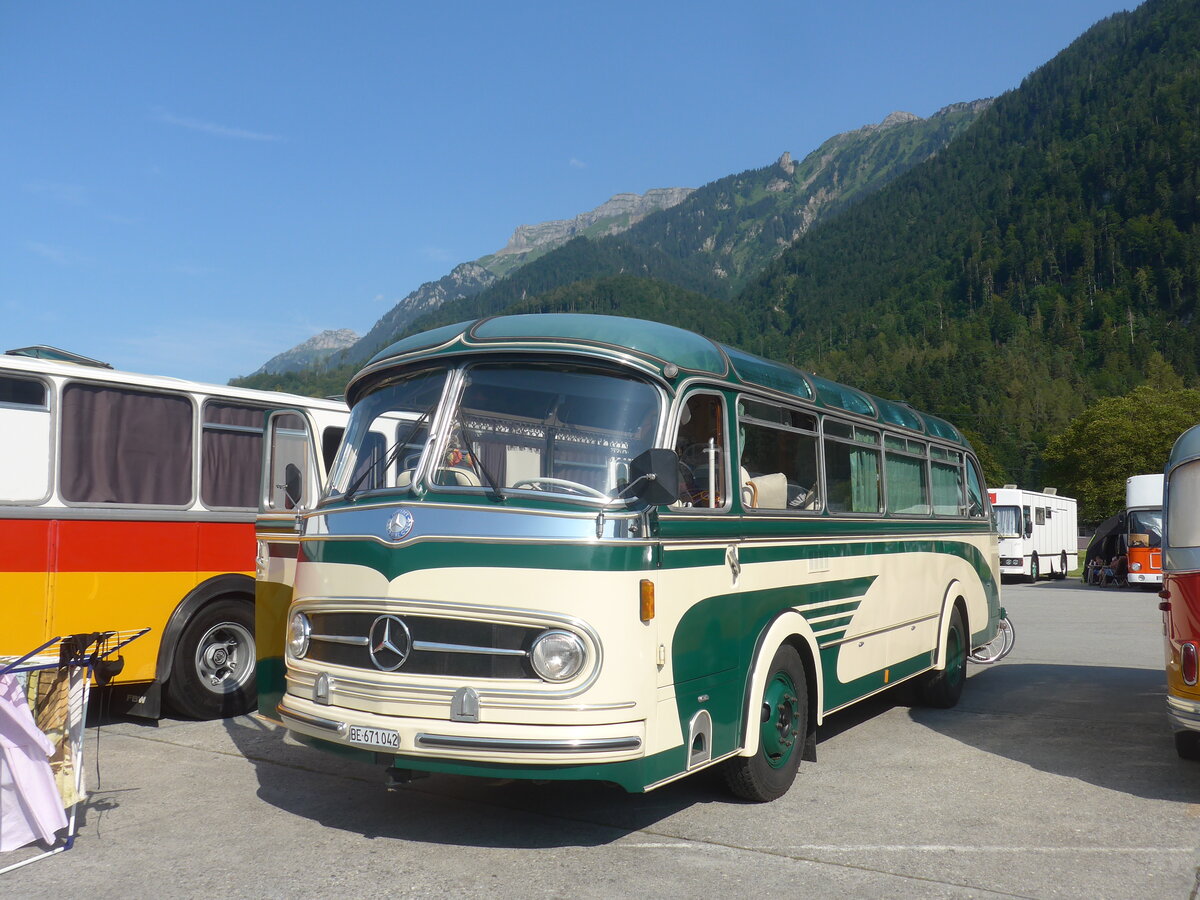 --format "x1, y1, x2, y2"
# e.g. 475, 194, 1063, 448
735, 0, 1200, 485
